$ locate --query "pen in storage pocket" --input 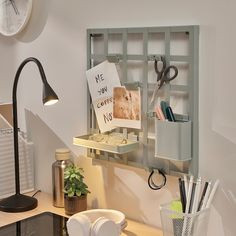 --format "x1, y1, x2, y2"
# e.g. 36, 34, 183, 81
166, 106, 176, 122
160, 101, 168, 119
155, 105, 165, 121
